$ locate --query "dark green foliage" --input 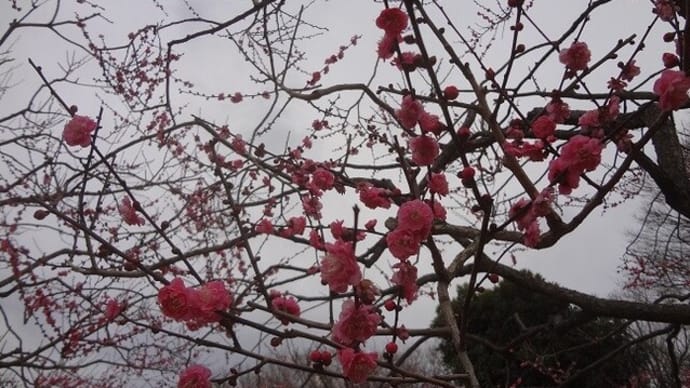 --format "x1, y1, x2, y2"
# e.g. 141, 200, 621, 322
434, 272, 648, 387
